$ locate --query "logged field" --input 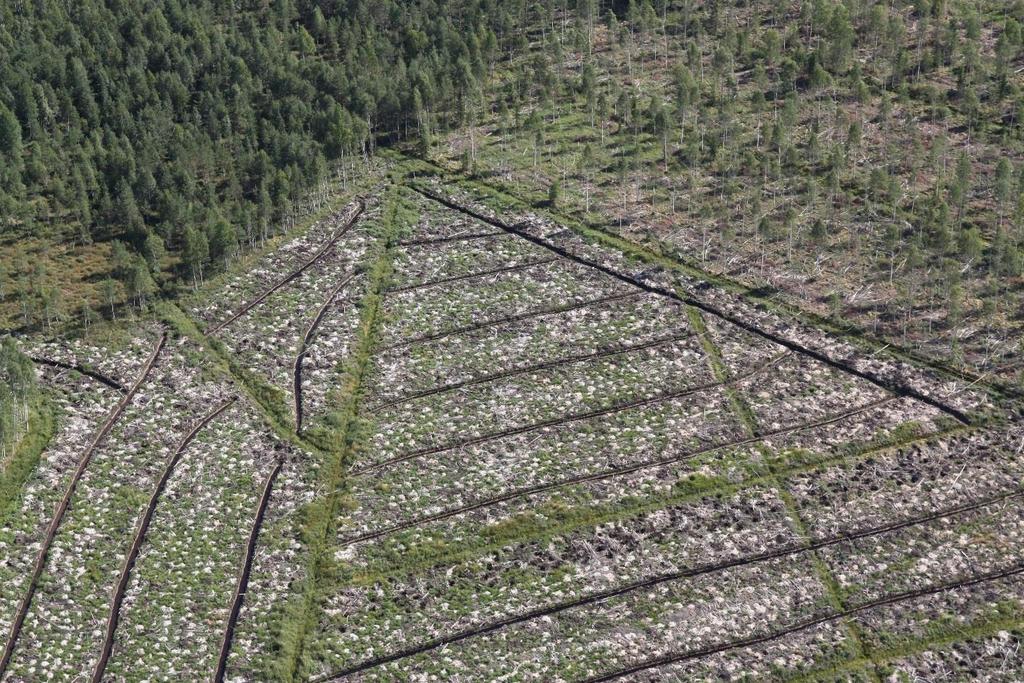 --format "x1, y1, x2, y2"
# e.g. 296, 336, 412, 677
1, 174, 1021, 681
